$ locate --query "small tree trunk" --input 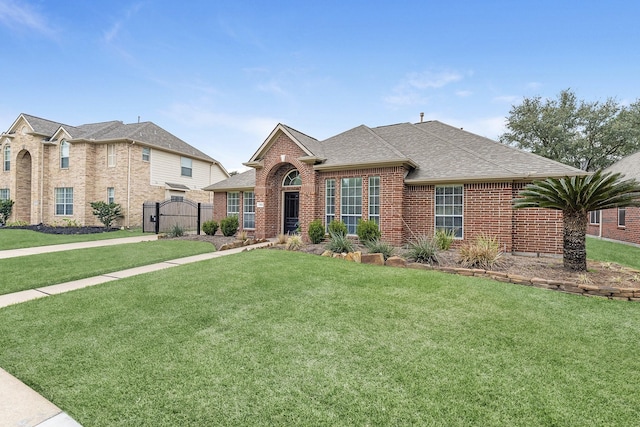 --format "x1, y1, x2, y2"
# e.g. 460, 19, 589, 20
563, 210, 588, 271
